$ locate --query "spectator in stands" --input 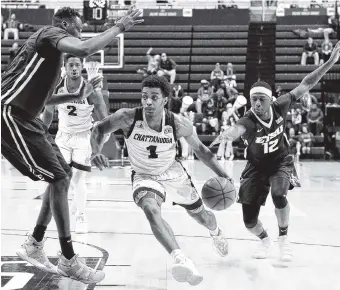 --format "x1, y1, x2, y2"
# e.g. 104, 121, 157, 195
320, 38, 333, 64
168, 84, 183, 113
213, 88, 228, 121
8, 42, 19, 68
307, 103, 324, 135
292, 108, 302, 134
137, 47, 160, 78
210, 63, 224, 90
196, 79, 213, 114
158, 53, 177, 84
2, 14, 23, 40
275, 85, 284, 98
299, 124, 314, 157
225, 62, 237, 86
301, 37, 319, 65
301, 91, 317, 122
202, 98, 219, 134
